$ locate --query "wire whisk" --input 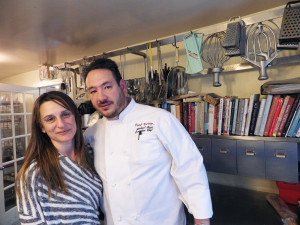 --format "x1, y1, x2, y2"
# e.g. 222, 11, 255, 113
201, 31, 230, 87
